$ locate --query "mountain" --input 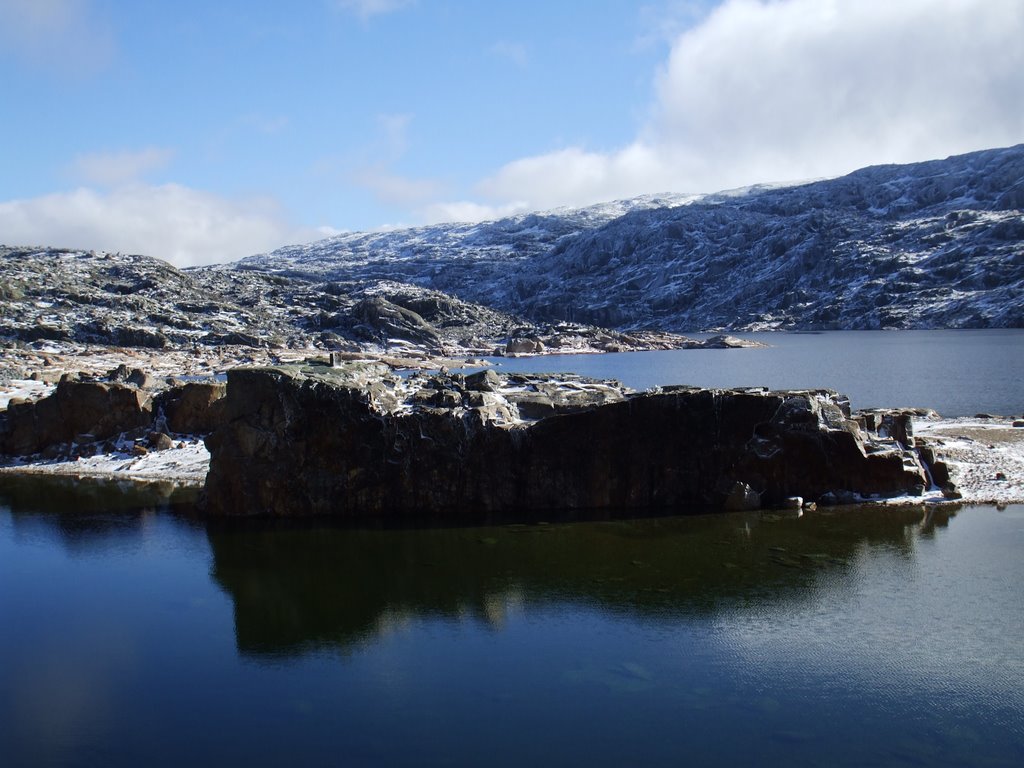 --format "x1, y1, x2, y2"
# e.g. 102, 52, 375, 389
0, 247, 692, 355
240, 144, 1024, 331
1, 146, 1021, 357
0, 247, 531, 352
